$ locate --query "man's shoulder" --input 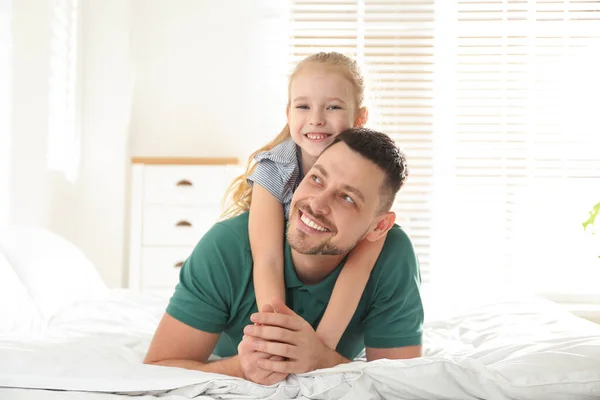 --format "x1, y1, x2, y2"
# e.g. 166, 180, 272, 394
383, 224, 416, 256
372, 223, 419, 278
182, 212, 252, 290
194, 212, 251, 253
359, 224, 424, 350
167, 214, 252, 335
